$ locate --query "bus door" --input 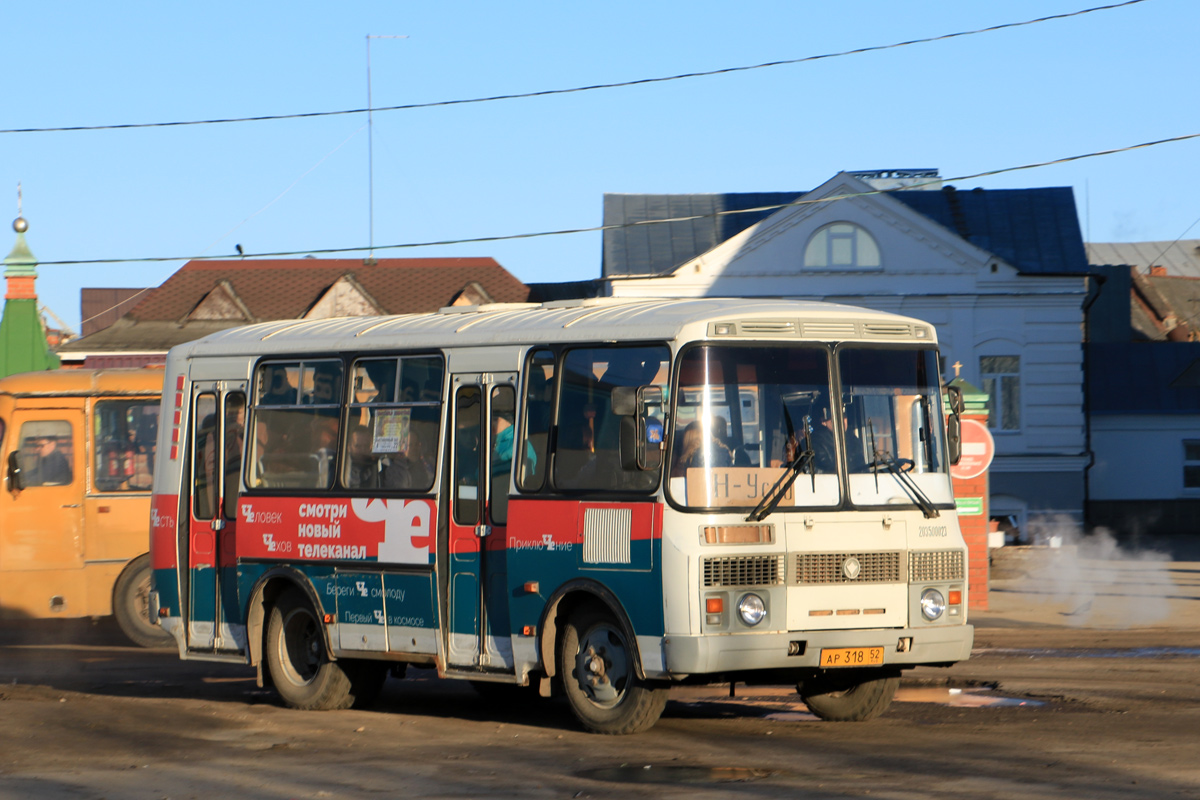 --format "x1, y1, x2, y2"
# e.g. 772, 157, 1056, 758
2, 407, 84, 615
183, 384, 247, 653
445, 374, 516, 671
